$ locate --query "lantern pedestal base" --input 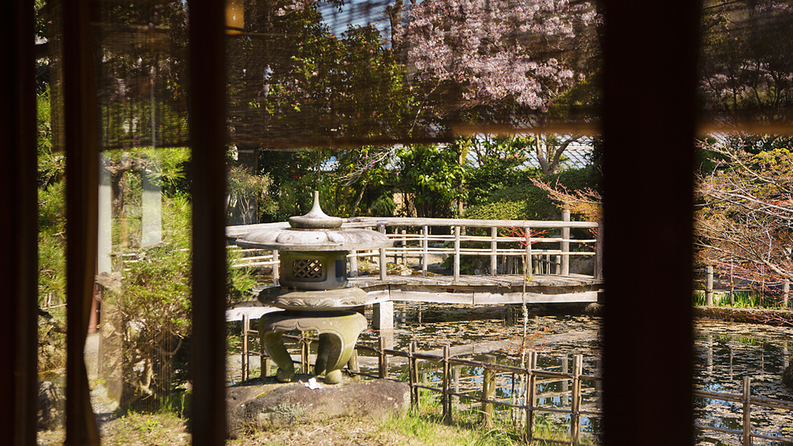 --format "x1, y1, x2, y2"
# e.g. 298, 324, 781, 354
259, 311, 367, 384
